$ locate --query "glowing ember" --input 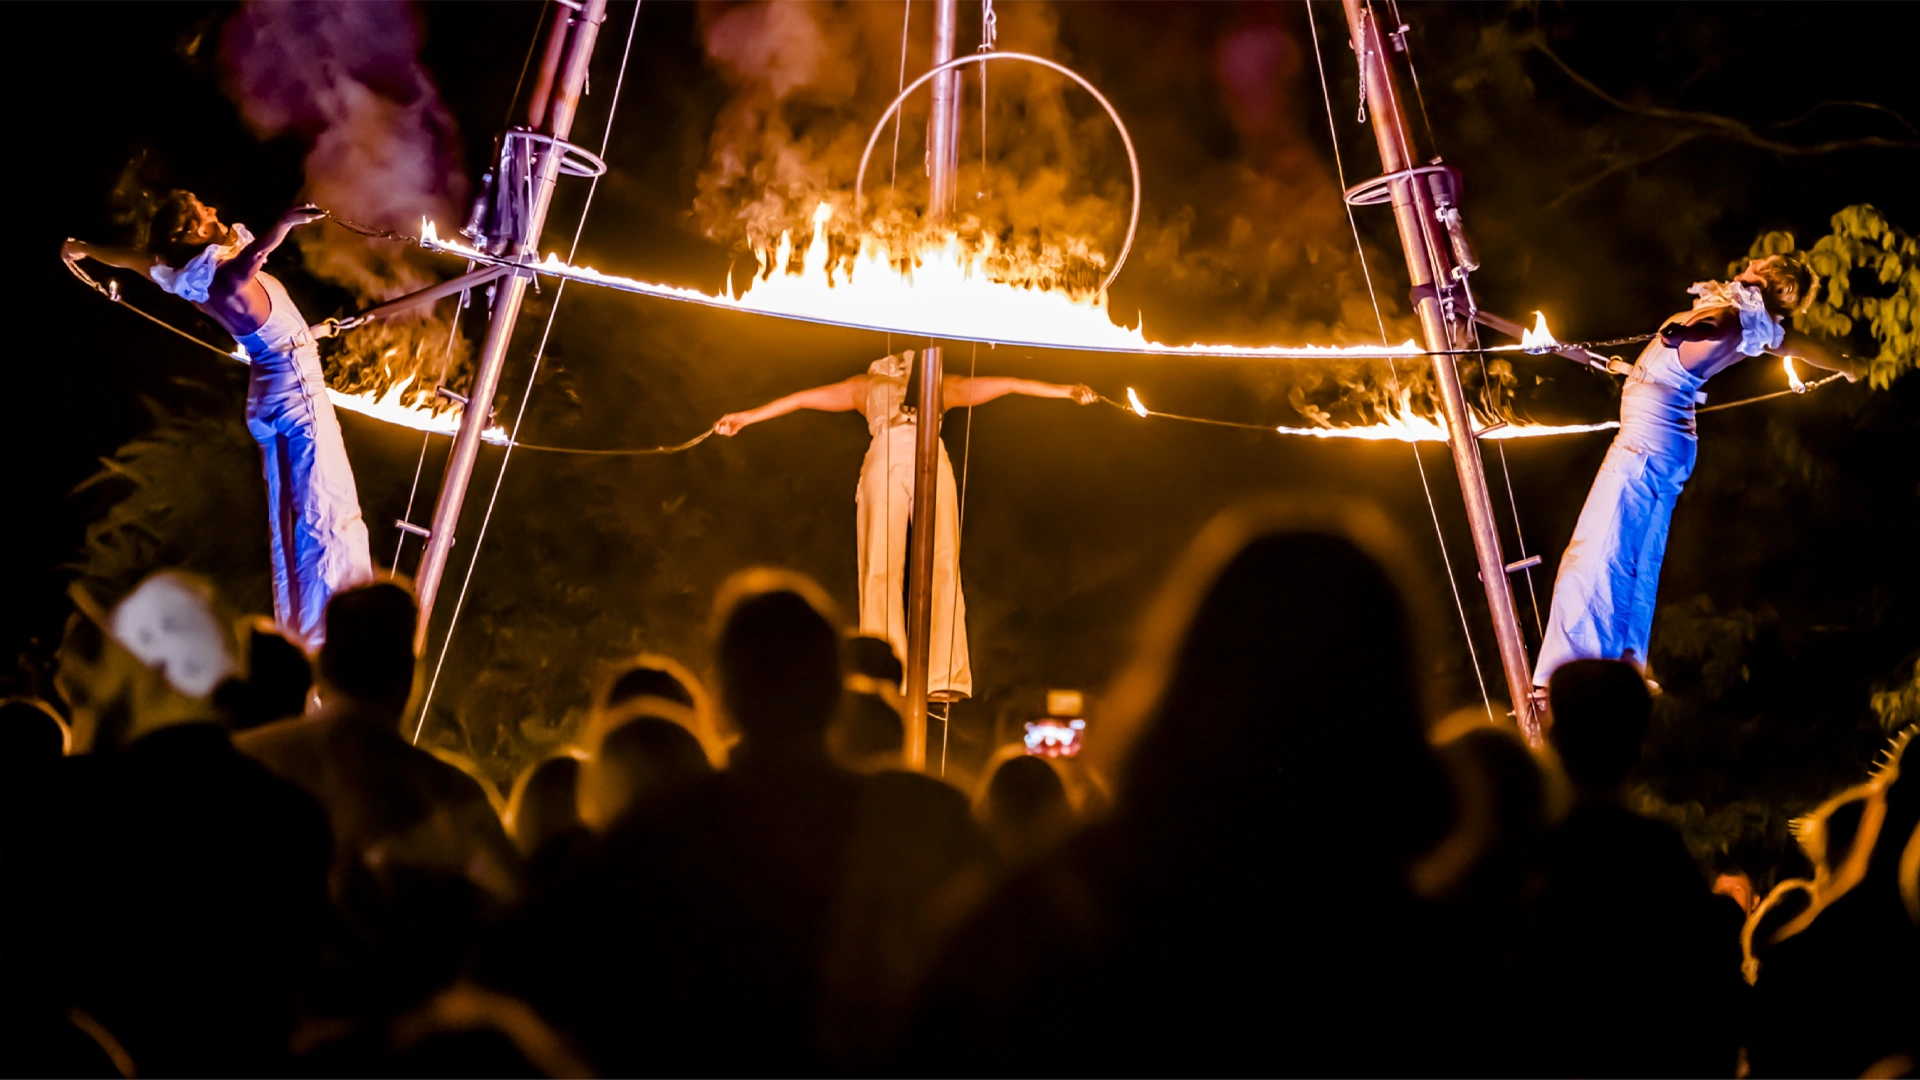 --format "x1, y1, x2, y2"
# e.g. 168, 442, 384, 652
1783, 355, 1806, 393
1126, 387, 1150, 417
1520, 311, 1560, 353
420, 213, 1424, 362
